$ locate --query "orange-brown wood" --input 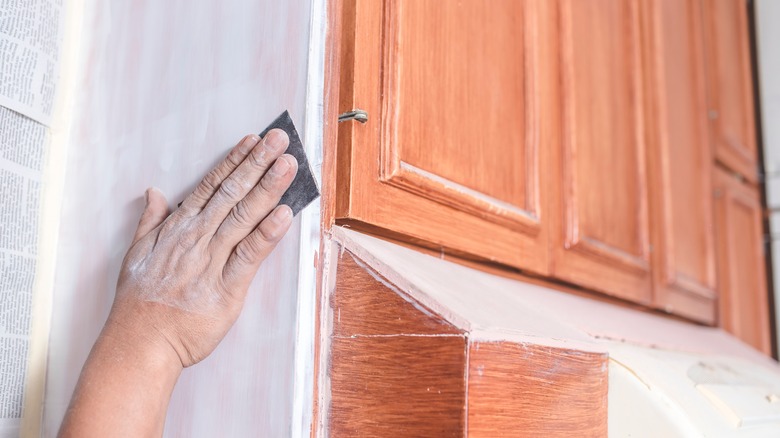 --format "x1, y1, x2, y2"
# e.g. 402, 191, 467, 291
335, 0, 554, 274
331, 0, 765, 326
313, 0, 345, 433
550, 0, 653, 304
324, 248, 610, 437
329, 336, 467, 437
642, 0, 717, 323
327, 252, 466, 437
468, 341, 608, 437
330, 253, 461, 337
702, 0, 759, 182
714, 168, 771, 354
